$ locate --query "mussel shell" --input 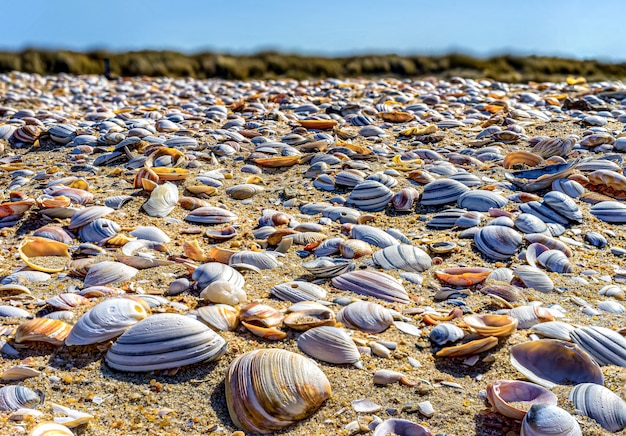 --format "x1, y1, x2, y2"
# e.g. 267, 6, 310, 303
105, 313, 227, 372
225, 349, 331, 433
